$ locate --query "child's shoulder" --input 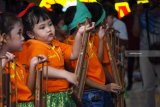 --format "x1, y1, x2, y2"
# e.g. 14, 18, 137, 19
26, 39, 50, 49
52, 39, 71, 47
